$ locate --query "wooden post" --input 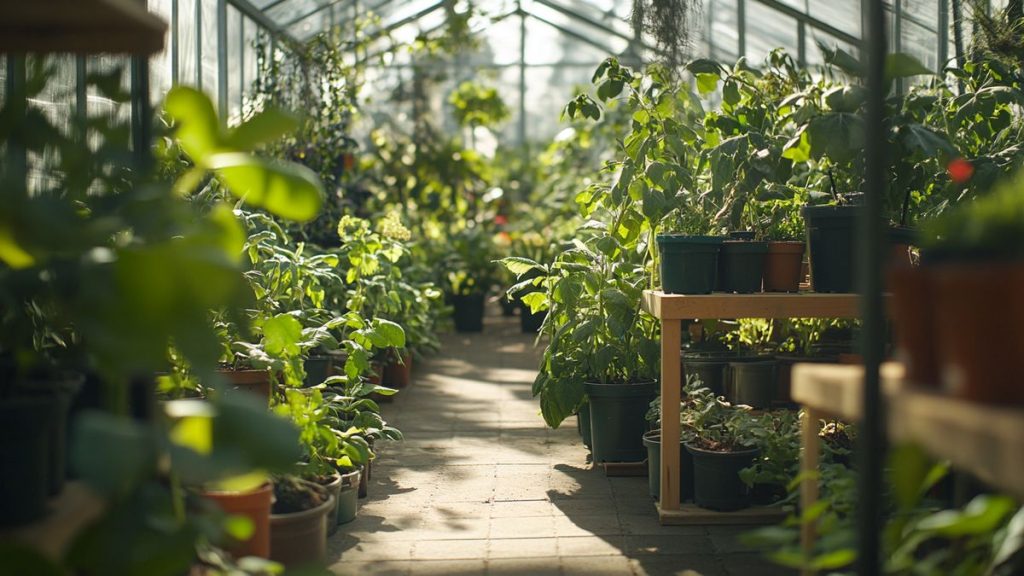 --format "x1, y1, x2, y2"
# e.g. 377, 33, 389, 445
659, 319, 682, 511
800, 407, 821, 576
